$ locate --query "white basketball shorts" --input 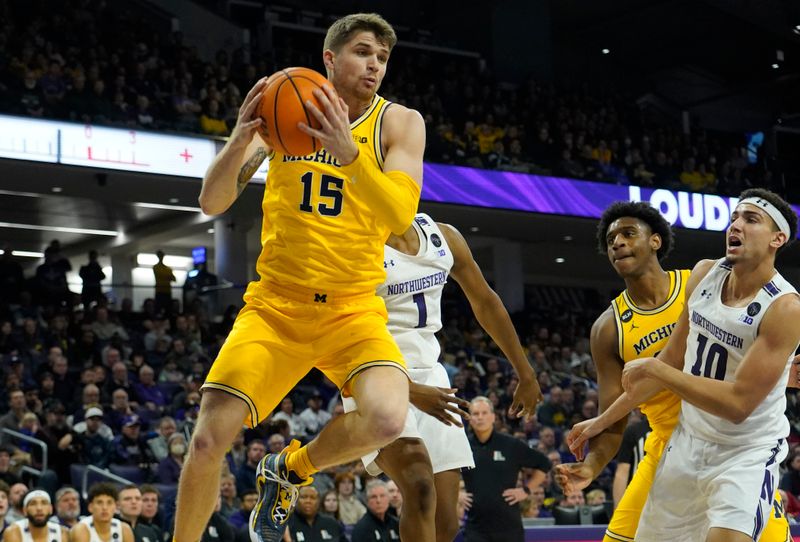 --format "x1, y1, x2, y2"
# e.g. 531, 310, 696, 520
342, 362, 475, 475
636, 423, 787, 542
